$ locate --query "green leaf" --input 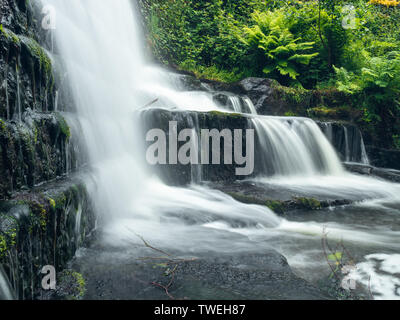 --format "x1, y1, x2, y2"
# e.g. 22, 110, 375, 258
327, 252, 343, 262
